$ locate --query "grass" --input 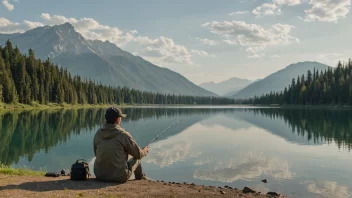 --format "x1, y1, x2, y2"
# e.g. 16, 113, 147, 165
0, 102, 113, 112
0, 164, 45, 176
